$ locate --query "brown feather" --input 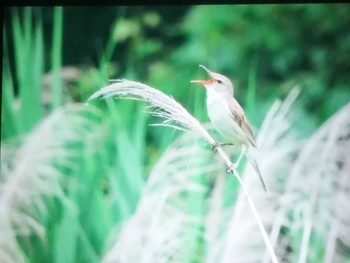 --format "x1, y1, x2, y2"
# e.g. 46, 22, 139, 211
228, 97, 257, 148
